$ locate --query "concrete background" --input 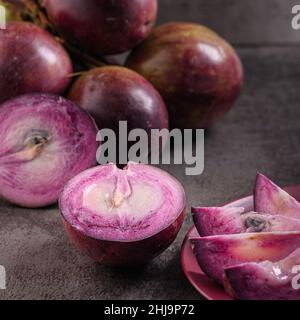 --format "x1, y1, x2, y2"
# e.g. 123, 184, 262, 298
1, 0, 300, 300
158, 0, 300, 45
